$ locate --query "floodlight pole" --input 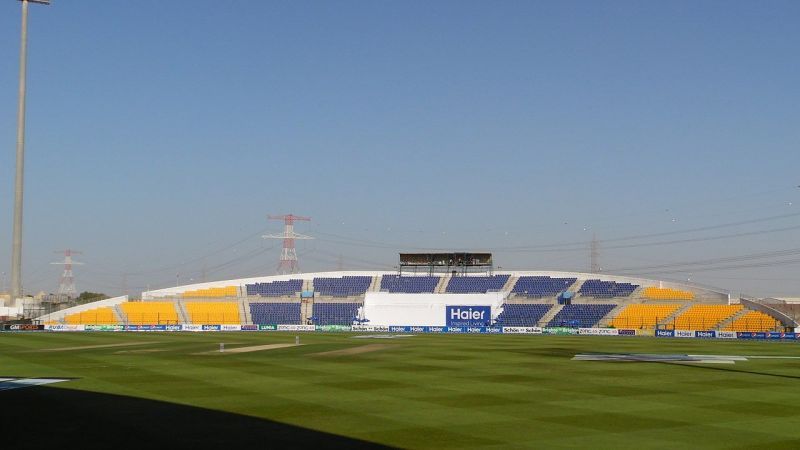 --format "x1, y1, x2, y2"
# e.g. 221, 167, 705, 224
10, 0, 49, 303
